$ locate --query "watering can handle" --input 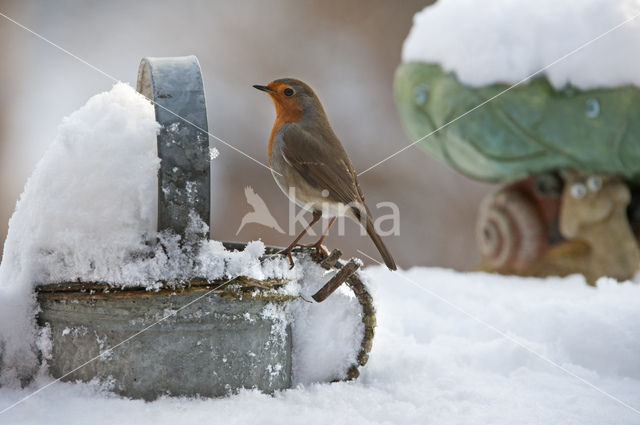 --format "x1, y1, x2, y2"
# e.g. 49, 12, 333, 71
137, 56, 211, 242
